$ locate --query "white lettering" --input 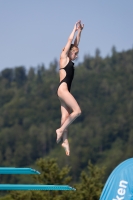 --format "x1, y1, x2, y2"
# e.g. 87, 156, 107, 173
118, 188, 125, 196
112, 195, 124, 200
112, 180, 128, 200
119, 180, 128, 189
